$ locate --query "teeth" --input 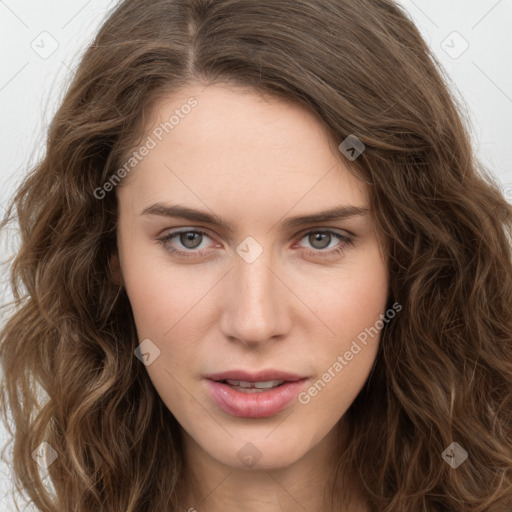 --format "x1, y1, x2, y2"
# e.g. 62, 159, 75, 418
225, 379, 285, 389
